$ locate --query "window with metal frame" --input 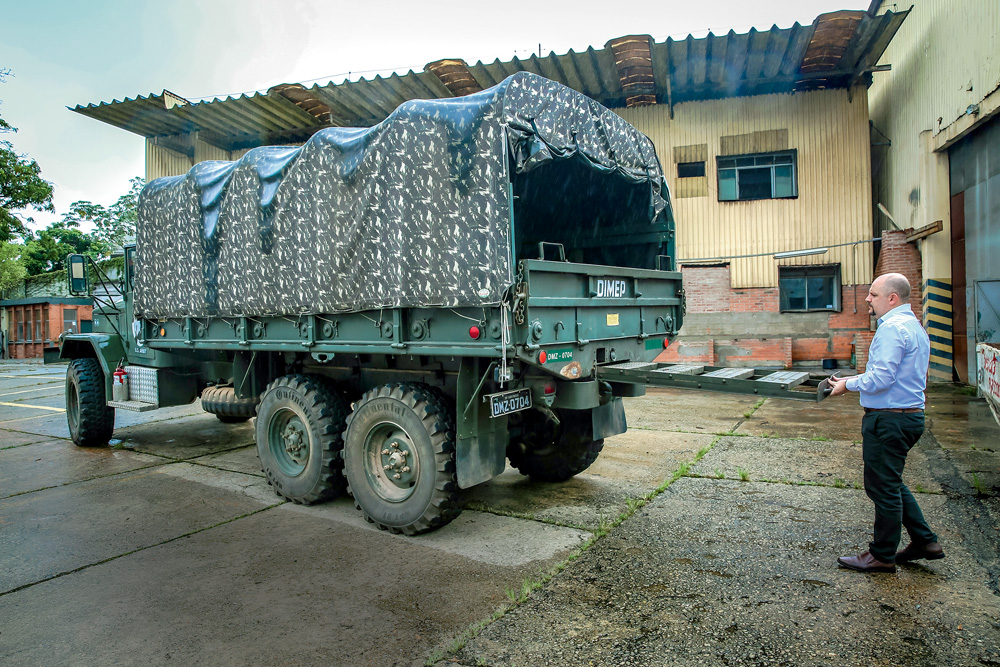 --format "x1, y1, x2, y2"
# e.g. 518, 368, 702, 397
63, 308, 78, 335
677, 161, 706, 178
718, 150, 797, 201
779, 264, 841, 312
